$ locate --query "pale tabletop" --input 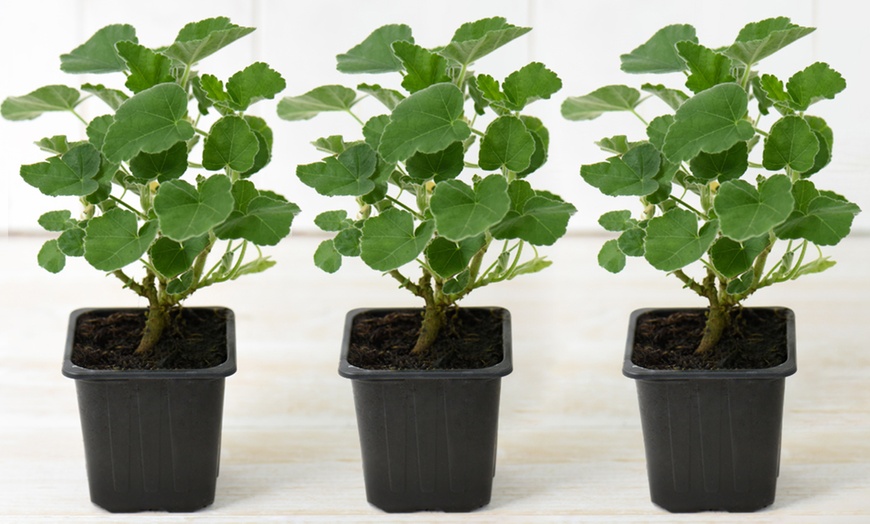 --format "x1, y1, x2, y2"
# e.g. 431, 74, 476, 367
1, 233, 868, 523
